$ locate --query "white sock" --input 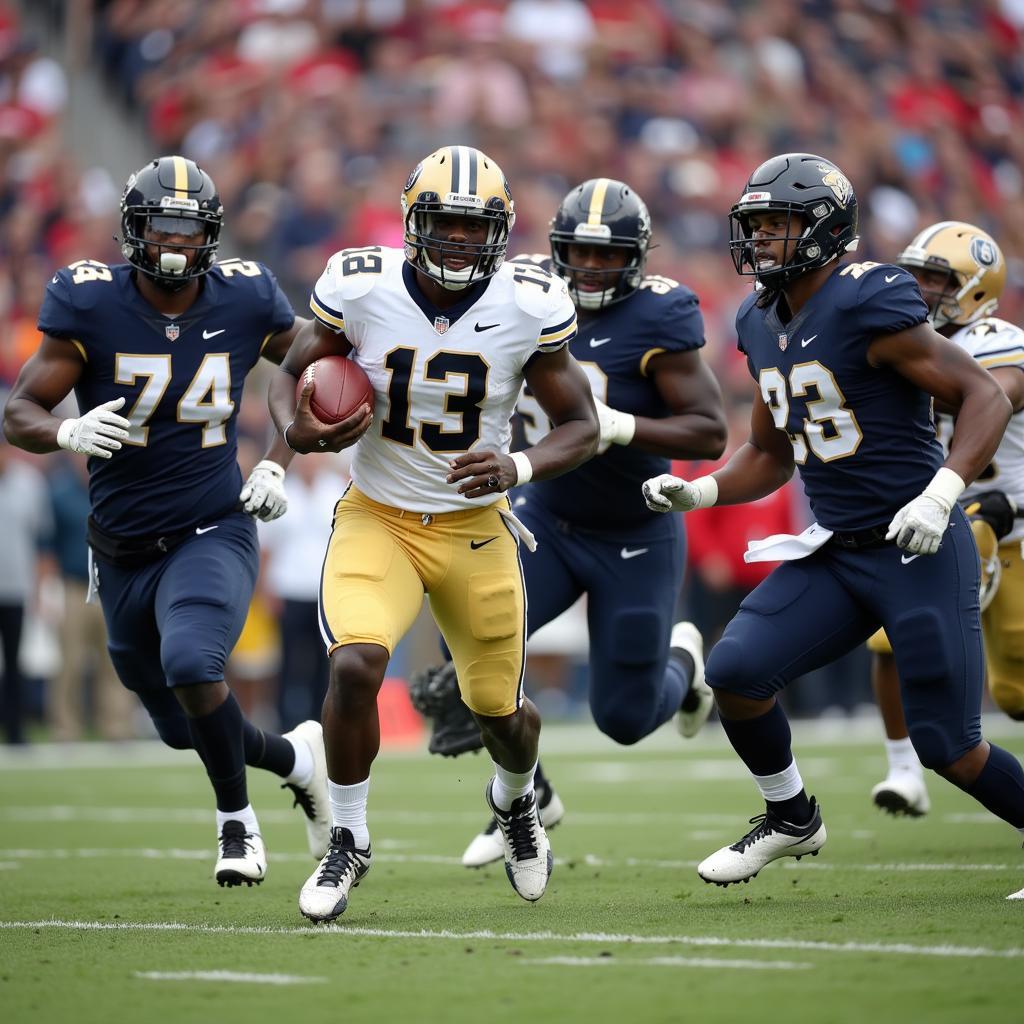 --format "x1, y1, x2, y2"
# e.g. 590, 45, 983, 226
285, 733, 314, 787
216, 803, 260, 837
329, 777, 370, 849
752, 760, 804, 803
490, 760, 537, 812
885, 737, 922, 776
